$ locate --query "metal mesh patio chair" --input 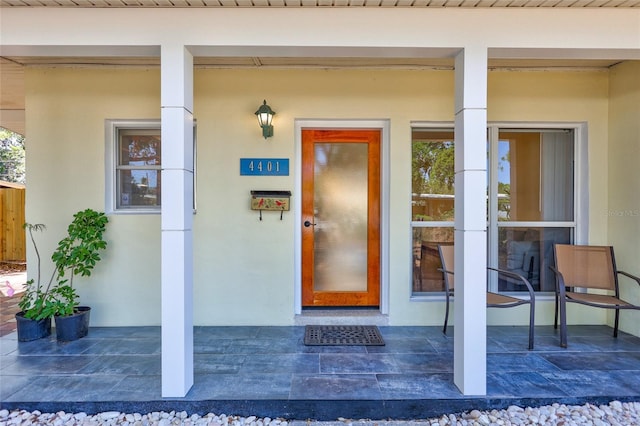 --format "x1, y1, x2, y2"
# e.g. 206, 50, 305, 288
550, 244, 640, 348
438, 244, 536, 350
